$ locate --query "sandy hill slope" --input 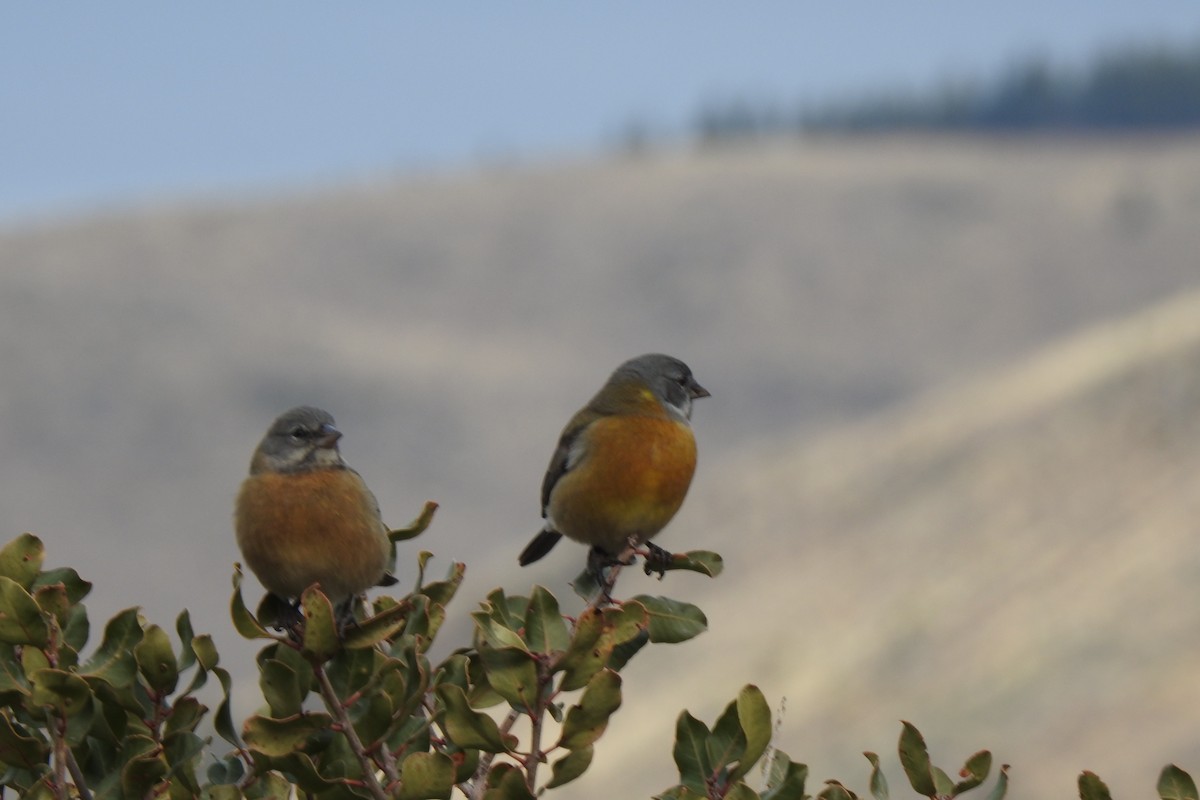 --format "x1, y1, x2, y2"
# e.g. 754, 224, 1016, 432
1, 136, 1199, 795
578, 286, 1200, 800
